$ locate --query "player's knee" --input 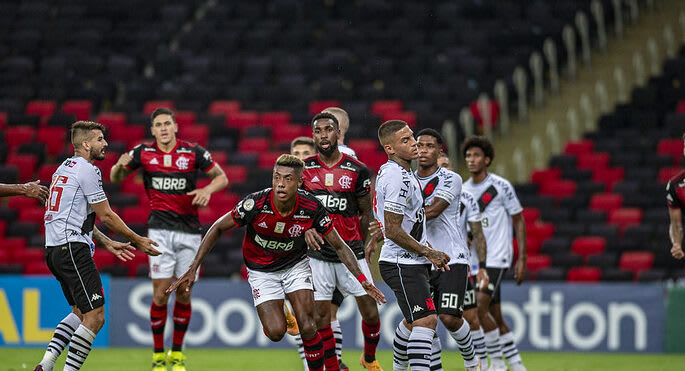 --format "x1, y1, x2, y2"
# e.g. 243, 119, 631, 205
153, 291, 170, 305
299, 320, 318, 339
265, 327, 286, 342
439, 314, 463, 332
358, 297, 380, 323
463, 309, 480, 328
413, 314, 438, 329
